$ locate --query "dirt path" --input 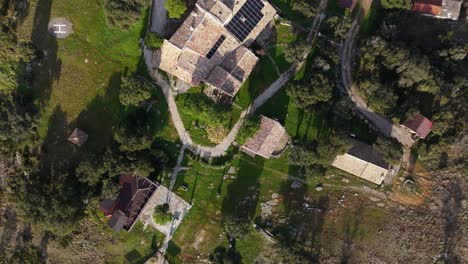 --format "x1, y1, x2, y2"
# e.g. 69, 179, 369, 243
338, 0, 415, 175
150, 0, 167, 35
